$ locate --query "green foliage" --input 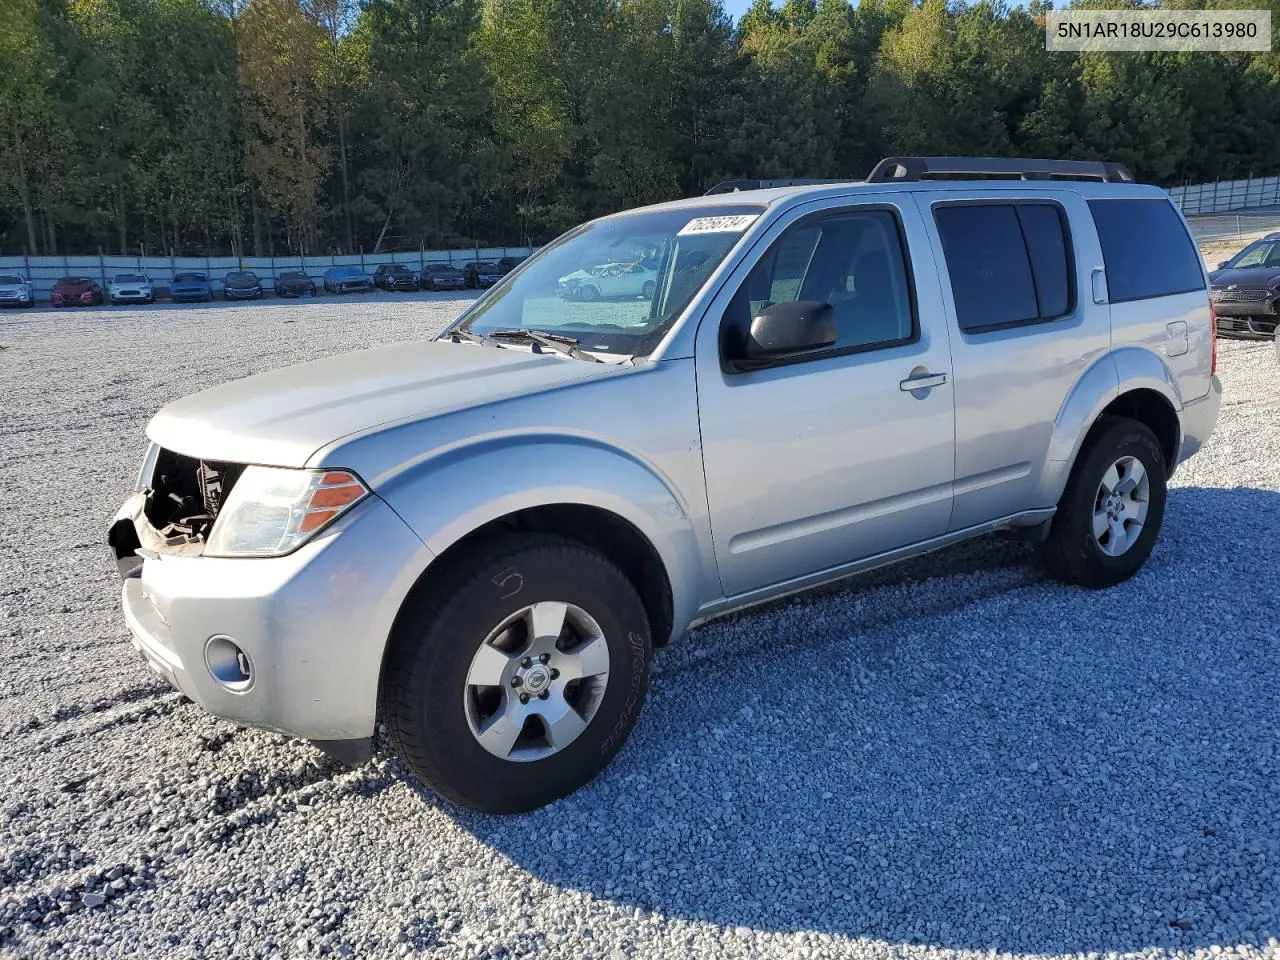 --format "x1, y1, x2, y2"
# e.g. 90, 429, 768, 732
2, 0, 1279, 255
